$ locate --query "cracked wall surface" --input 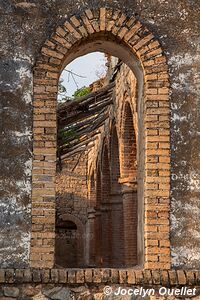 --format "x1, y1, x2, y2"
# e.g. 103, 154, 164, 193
0, 0, 200, 268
